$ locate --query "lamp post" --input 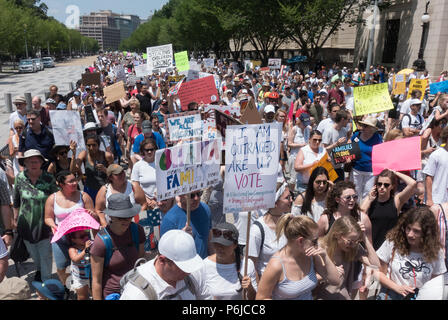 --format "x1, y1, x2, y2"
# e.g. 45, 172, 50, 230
413, 1, 430, 71
24, 24, 29, 59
